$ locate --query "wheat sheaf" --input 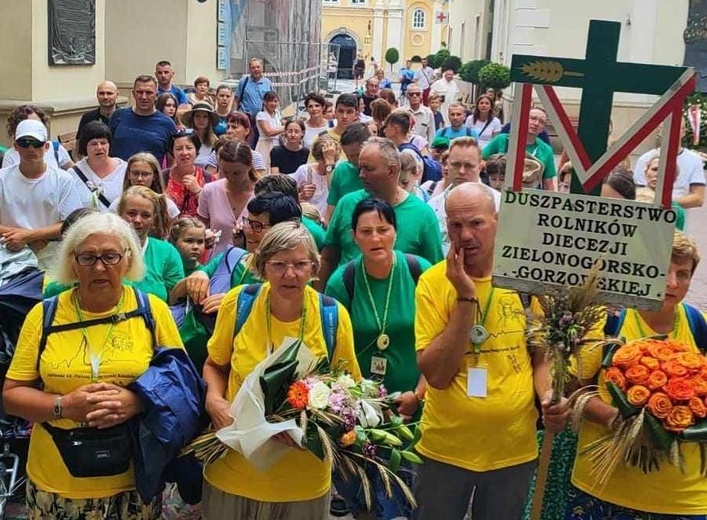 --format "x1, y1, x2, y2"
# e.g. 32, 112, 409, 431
520, 60, 583, 83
